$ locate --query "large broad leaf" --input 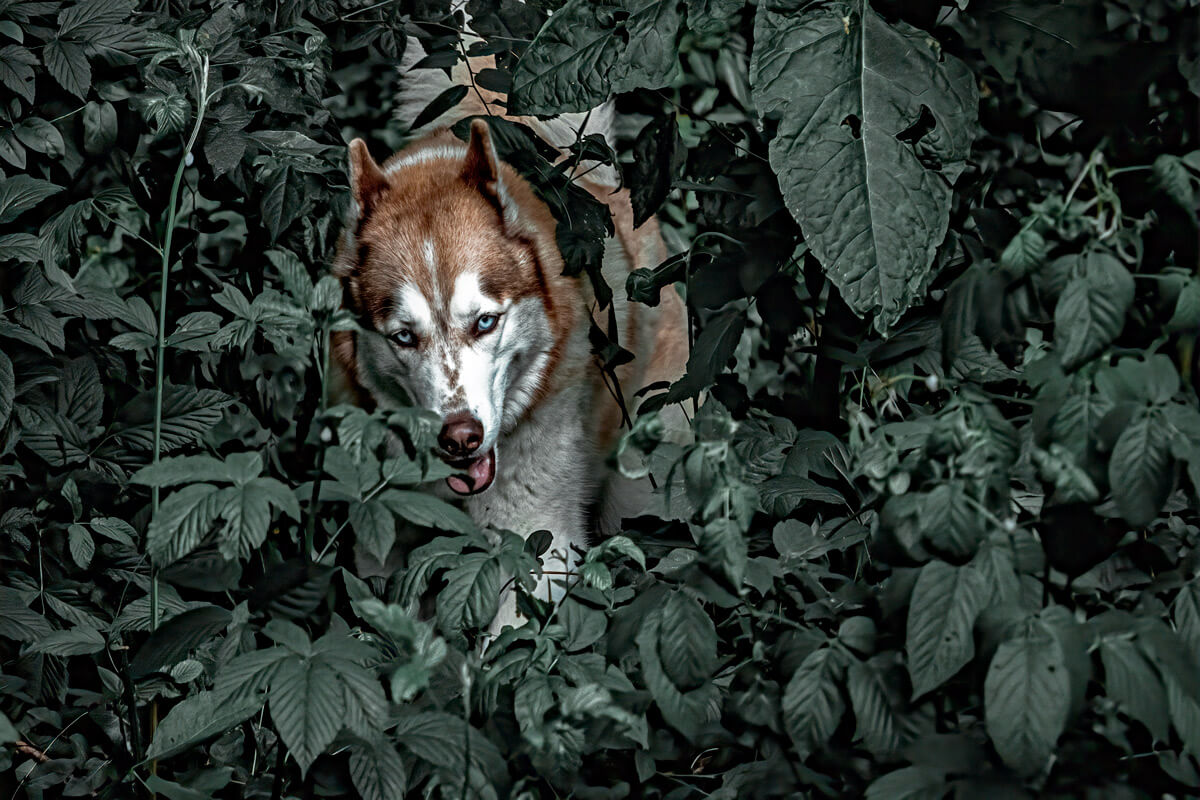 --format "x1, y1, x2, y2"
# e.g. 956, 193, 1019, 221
847, 661, 905, 757
129, 606, 232, 678
436, 551, 501, 634
984, 619, 1070, 775
1054, 250, 1134, 369
905, 560, 988, 698
147, 689, 265, 761
636, 608, 722, 741
349, 733, 408, 800
270, 656, 345, 774
146, 484, 223, 566
1108, 408, 1173, 527
0, 174, 63, 224
750, 0, 977, 331
510, 0, 682, 115
658, 592, 718, 690
781, 646, 845, 760
113, 385, 234, 452
1099, 637, 1170, 742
